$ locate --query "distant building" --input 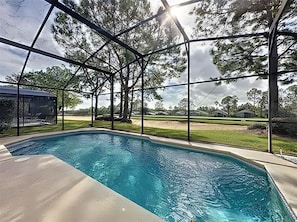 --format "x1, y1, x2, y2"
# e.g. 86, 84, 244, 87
155, 111, 168, 115
193, 110, 209, 116
0, 86, 57, 127
234, 109, 256, 118
176, 111, 186, 116
212, 110, 228, 117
